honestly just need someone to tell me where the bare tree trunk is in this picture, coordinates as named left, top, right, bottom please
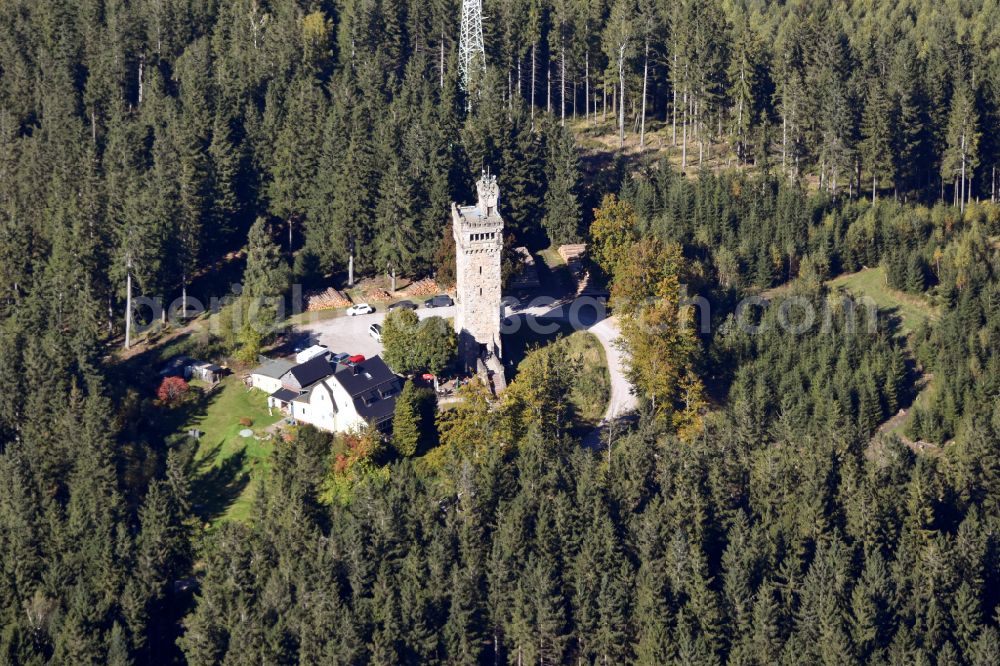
left=698, top=102, right=704, bottom=167
left=960, top=132, right=966, bottom=213
left=618, top=45, right=627, bottom=149
left=736, top=97, right=744, bottom=163
left=531, top=43, right=536, bottom=124
left=137, top=54, right=144, bottom=106
left=585, top=51, right=590, bottom=123
left=508, top=69, right=512, bottom=114
left=440, top=38, right=445, bottom=89
left=547, top=64, right=551, bottom=114
left=124, top=265, right=133, bottom=349
left=872, top=174, right=876, bottom=203
left=781, top=112, right=787, bottom=175
left=681, top=89, right=688, bottom=169
left=671, top=53, right=678, bottom=146
left=639, top=39, right=649, bottom=149
left=560, top=41, right=566, bottom=125
left=348, top=251, right=354, bottom=287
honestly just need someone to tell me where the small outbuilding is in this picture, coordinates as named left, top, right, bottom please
left=189, top=361, right=223, bottom=385
left=160, top=356, right=223, bottom=385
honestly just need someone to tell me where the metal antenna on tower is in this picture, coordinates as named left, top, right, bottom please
left=459, top=0, right=486, bottom=96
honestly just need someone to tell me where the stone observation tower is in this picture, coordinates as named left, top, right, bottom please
left=452, top=171, right=504, bottom=371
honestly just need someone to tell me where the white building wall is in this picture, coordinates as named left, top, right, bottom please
left=278, top=378, right=366, bottom=434
left=251, top=374, right=283, bottom=395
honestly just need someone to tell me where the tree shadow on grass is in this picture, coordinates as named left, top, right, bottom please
left=188, top=442, right=250, bottom=524
left=501, top=317, right=577, bottom=381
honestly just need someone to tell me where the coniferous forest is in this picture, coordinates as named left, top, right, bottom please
left=1, top=0, right=1000, bottom=664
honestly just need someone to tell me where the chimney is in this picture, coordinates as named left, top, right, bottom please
left=353, top=363, right=361, bottom=376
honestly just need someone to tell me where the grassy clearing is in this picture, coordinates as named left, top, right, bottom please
left=538, top=246, right=567, bottom=267
left=827, top=266, right=937, bottom=337
left=182, top=376, right=282, bottom=525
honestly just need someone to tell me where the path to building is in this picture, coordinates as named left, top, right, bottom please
left=585, top=315, right=636, bottom=421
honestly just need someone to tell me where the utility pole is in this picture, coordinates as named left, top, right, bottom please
left=459, top=0, right=486, bottom=106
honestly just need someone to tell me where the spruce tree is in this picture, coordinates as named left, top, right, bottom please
left=541, top=121, right=583, bottom=245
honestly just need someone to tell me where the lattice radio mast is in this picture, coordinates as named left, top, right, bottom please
left=459, top=0, right=486, bottom=95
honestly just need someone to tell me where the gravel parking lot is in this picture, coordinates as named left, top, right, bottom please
left=294, top=305, right=456, bottom=360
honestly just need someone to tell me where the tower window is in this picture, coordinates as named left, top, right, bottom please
left=479, top=266, right=482, bottom=274
left=480, top=287, right=482, bottom=296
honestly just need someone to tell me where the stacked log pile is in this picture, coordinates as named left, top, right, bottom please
left=306, top=287, right=351, bottom=311
left=557, top=244, right=589, bottom=293
left=557, top=243, right=586, bottom=264
left=405, top=278, right=445, bottom=296
left=363, top=287, right=393, bottom=302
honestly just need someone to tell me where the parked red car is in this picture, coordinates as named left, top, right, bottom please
left=348, top=354, right=366, bottom=364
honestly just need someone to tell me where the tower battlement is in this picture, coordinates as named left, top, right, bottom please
left=452, top=171, right=504, bottom=370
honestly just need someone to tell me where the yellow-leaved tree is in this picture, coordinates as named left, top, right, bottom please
left=589, top=194, right=637, bottom=278
left=611, top=234, right=706, bottom=439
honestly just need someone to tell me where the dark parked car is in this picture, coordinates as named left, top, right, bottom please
left=425, top=294, right=454, bottom=308
left=388, top=300, right=418, bottom=311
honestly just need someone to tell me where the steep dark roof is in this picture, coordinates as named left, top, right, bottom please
left=334, top=356, right=396, bottom=395
left=270, top=388, right=299, bottom=402
left=285, top=355, right=334, bottom=389
left=332, top=356, right=401, bottom=424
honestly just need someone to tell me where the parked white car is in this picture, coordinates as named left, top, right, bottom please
left=368, top=323, right=383, bottom=342
left=346, top=303, right=374, bottom=316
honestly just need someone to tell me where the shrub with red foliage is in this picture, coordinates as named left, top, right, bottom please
left=157, top=376, right=190, bottom=405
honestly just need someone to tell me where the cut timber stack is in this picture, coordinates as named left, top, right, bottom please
left=558, top=244, right=588, bottom=293
left=405, top=278, right=443, bottom=297
left=306, top=287, right=351, bottom=311
left=364, top=287, right=392, bottom=302
left=557, top=244, right=587, bottom=264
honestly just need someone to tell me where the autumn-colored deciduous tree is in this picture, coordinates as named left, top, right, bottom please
left=589, top=194, right=638, bottom=278
left=612, top=237, right=705, bottom=431
left=321, top=425, right=389, bottom=505
left=157, top=376, right=190, bottom=405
